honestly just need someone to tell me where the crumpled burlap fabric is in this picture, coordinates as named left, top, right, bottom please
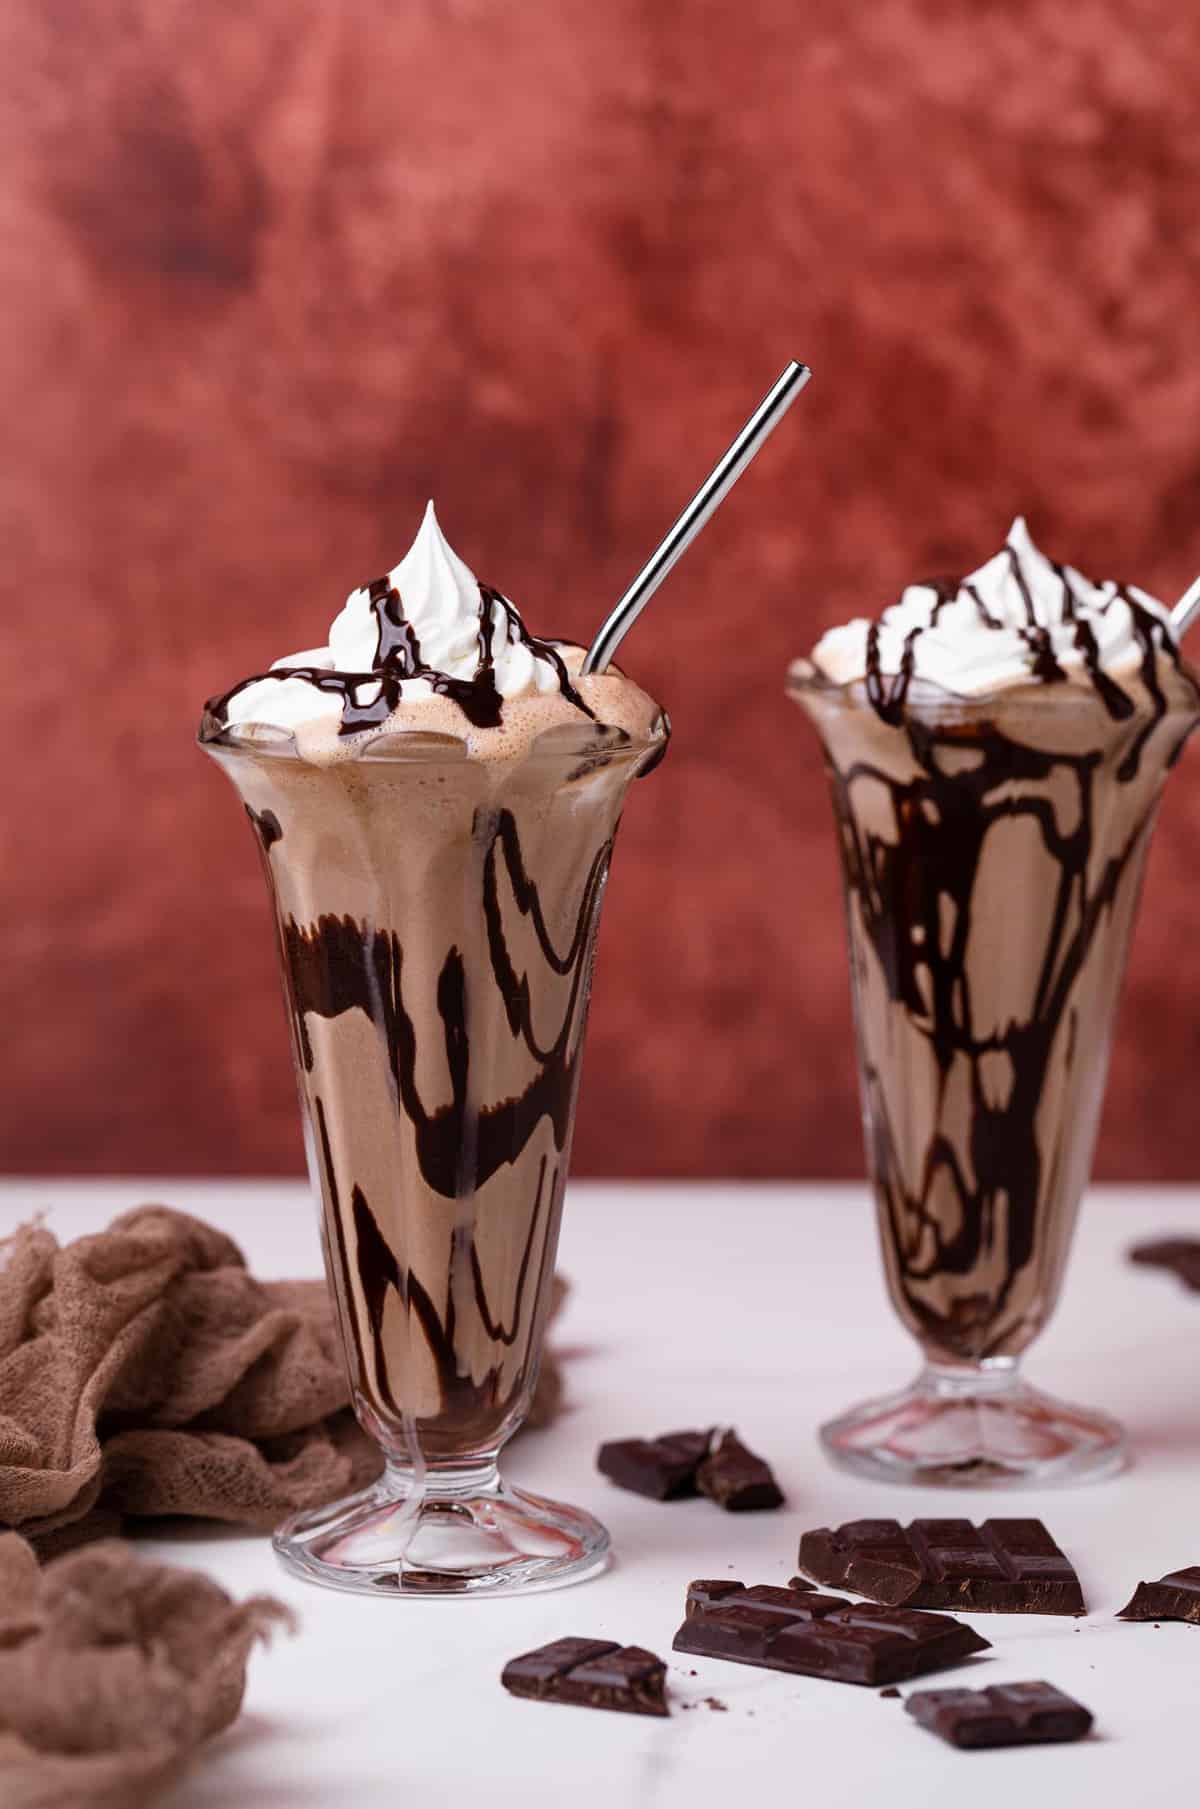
left=0, top=1530, right=291, bottom=1809
left=0, top=1204, right=565, bottom=1550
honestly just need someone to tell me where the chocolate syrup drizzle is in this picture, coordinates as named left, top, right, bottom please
left=280, top=811, right=612, bottom=1445
left=824, top=695, right=1196, bottom=1361
left=207, top=578, right=592, bottom=736
left=808, top=537, right=1200, bottom=1360
left=860, top=540, right=1185, bottom=751
left=244, top=805, right=282, bottom=850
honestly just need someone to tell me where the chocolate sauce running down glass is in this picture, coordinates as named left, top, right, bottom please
left=791, top=655, right=1199, bottom=1485
left=202, top=712, right=666, bottom=1592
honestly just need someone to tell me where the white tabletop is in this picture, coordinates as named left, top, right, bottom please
left=5, top=1178, right=1200, bottom=1808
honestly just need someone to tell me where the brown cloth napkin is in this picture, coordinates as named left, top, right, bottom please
left=0, top=1530, right=290, bottom=1809
left=0, top=1205, right=566, bottom=1550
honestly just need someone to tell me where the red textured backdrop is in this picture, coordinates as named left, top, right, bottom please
left=3, top=0, right=1200, bottom=1178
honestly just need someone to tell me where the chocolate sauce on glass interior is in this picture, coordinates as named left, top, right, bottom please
left=206, top=718, right=664, bottom=1469
left=200, top=500, right=667, bottom=1591
left=791, top=546, right=1198, bottom=1482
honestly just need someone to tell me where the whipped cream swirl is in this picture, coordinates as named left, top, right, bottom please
left=214, top=503, right=587, bottom=738
left=809, top=518, right=1180, bottom=717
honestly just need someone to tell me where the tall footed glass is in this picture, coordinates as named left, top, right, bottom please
left=790, top=662, right=1198, bottom=1486
left=202, top=711, right=666, bottom=1593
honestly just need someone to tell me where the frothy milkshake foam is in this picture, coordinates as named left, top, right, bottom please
left=202, top=507, right=666, bottom=1465
left=210, top=501, right=659, bottom=761
left=792, top=521, right=1198, bottom=1365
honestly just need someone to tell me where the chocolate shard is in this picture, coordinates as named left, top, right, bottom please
left=596, top=1429, right=712, bottom=1500
left=672, top=1579, right=990, bottom=1687
left=1117, top=1566, right=1200, bottom=1623
left=905, top=1682, right=1093, bottom=1749
left=1129, top=1238, right=1200, bottom=1292
left=501, top=1638, right=669, bottom=1717
left=797, top=1517, right=1085, bottom=1614
left=695, top=1430, right=784, bottom=1512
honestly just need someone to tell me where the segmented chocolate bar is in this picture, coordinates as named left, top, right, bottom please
left=798, top=1518, right=1085, bottom=1613
left=672, top=1579, right=990, bottom=1686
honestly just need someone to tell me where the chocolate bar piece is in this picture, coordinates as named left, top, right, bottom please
left=501, top=1638, right=669, bottom=1716
left=905, top=1682, right=1093, bottom=1749
left=672, top=1579, right=990, bottom=1686
left=596, top=1430, right=712, bottom=1500
left=797, top=1518, right=1085, bottom=1614
left=1129, top=1238, right=1200, bottom=1292
left=1117, top=1566, right=1200, bottom=1623
left=696, top=1431, right=784, bottom=1511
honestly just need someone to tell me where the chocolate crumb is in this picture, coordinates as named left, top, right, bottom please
left=880, top=1687, right=901, bottom=1699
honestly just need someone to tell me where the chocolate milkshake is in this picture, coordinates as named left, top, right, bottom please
left=791, top=519, right=1199, bottom=1485
left=201, top=504, right=666, bottom=1592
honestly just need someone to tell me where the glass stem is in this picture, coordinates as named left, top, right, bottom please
left=920, top=1356, right=1021, bottom=1400
left=919, top=1360, right=1020, bottom=1396
left=383, top=1453, right=502, bottom=1501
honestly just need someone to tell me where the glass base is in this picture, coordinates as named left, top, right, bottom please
left=272, top=1462, right=611, bottom=1598
left=821, top=1364, right=1126, bottom=1488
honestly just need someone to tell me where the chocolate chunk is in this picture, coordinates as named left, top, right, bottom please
left=905, top=1682, right=1093, bottom=1749
left=1129, top=1238, right=1200, bottom=1291
left=798, top=1518, right=1085, bottom=1614
left=502, top=1638, right=669, bottom=1716
left=596, top=1430, right=712, bottom=1500
left=672, top=1579, right=990, bottom=1686
left=696, top=1431, right=784, bottom=1511
left=1117, top=1566, right=1200, bottom=1623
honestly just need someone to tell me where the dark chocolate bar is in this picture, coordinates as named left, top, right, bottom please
left=671, top=1579, right=990, bottom=1686
left=905, top=1682, right=1093, bottom=1748
left=1117, top=1565, right=1200, bottom=1623
left=501, top=1637, right=669, bottom=1716
left=595, top=1429, right=712, bottom=1500
left=798, top=1518, right=1085, bottom=1614
left=1129, top=1238, right=1200, bottom=1292
left=696, top=1431, right=784, bottom=1511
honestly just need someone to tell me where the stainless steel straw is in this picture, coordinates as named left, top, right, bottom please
left=581, top=360, right=812, bottom=674
left=1171, top=574, right=1200, bottom=641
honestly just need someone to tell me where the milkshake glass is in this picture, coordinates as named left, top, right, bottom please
left=790, top=520, right=1199, bottom=1486
left=200, top=506, right=667, bottom=1591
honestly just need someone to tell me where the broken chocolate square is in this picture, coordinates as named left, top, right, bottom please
left=595, top=1430, right=712, bottom=1500
left=696, top=1430, right=784, bottom=1511
left=905, top=1681, right=1093, bottom=1748
left=1129, top=1238, right=1200, bottom=1291
left=597, top=1427, right=782, bottom=1509
left=1117, top=1566, right=1200, bottom=1624
left=502, top=1637, right=669, bottom=1716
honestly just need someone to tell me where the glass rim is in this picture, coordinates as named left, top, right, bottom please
left=197, top=710, right=670, bottom=768
left=786, top=656, right=1200, bottom=722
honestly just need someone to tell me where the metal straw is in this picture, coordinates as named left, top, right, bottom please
left=1171, top=574, right=1200, bottom=641
left=581, top=360, right=812, bottom=674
